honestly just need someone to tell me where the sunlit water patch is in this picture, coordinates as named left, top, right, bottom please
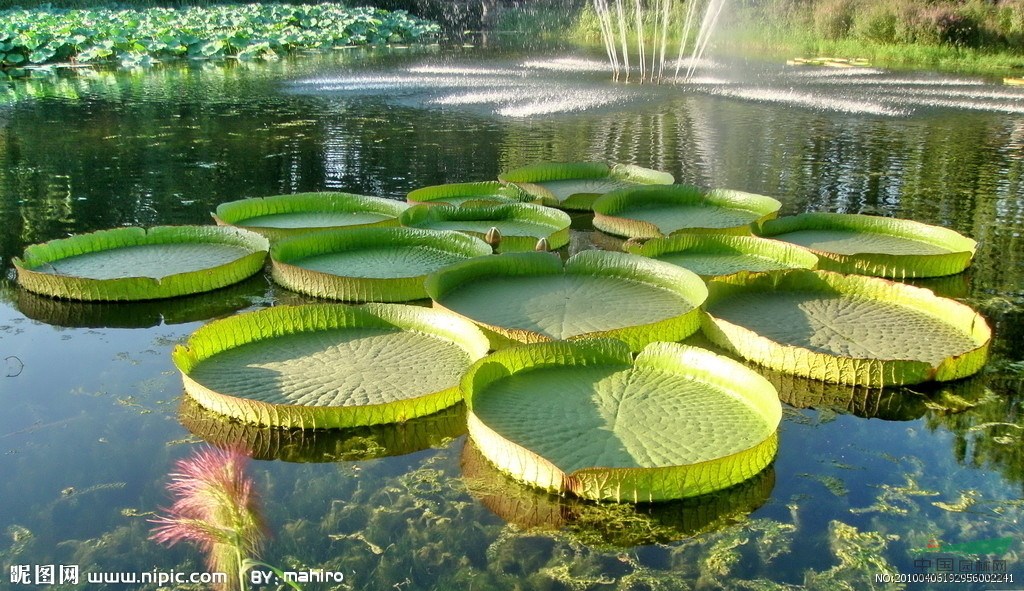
left=288, top=54, right=1024, bottom=118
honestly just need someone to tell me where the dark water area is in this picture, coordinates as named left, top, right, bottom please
left=1, top=45, right=1023, bottom=590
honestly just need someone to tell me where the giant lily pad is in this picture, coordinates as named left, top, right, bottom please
left=461, top=439, right=775, bottom=546
left=213, top=192, right=408, bottom=241
left=13, top=226, right=268, bottom=301
left=400, top=203, right=571, bottom=252
left=172, top=303, right=490, bottom=428
left=425, top=250, right=707, bottom=350
left=701, top=270, right=991, bottom=386
left=625, top=234, right=818, bottom=279
left=406, top=181, right=534, bottom=206
left=270, top=227, right=491, bottom=302
left=593, top=185, right=782, bottom=238
left=757, top=213, right=976, bottom=278
left=463, top=339, right=781, bottom=502
left=498, top=161, right=674, bottom=211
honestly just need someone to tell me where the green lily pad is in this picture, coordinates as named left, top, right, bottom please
left=625, top=234, right=819, bottom=278
left=399, top=203, right=571, bottom=252
left=701, top=270, right=991, bottom=386
left=757, top=213, right=976, bottom=278
left=498, top=161, right=674, bottom=210
left=14, top=226, right=268, bottom=301
left=593, top=185, right=782, bottom=238
left=213, top=192, right=408, bottom=241
left=172, top=303, right=490, bottom=428
left=425, top=250, right=707, bottom=350
left=406, top=181, right=534, bottom=206
left=461, top=439, right=775, bottom=545
left=179, top=395, right=466, bottom=462
left=270, top=227, right=491, bottom=302
left=463, top=339, right=781, bottom=502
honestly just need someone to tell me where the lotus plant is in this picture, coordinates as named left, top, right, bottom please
left=151, top=446, right=267, bottom=591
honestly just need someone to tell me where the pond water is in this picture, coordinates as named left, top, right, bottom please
left=1, top=44, right=1023, bottom=590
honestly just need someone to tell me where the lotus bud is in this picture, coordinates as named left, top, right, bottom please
left=534, top=237, right=550, bottom=252
left=485, top=227, right=501, bottom=252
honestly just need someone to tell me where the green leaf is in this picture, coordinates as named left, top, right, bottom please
left=624, top=233, right=819, bottom=278
left=463, top=339, right=781, bottom=501
left=701, top=269, right=992, bottom=386
left=426, top=250, right=707, bottom=350
left=214, top=192, right=409, bottom=241
left=757, top=213, right=977, bottom=278
left=406, top=181, right=535, bottom=206
left=593, top=185, right=782, bottom=238
left=173, top=303, right=489, bottom=428
left=14, top=226, right=269, bottom=301
left=270, top=227, right=491, bottom=302
left=399, top=203, right=571, bottom=252
left=499, top=161, right=674, bottom=210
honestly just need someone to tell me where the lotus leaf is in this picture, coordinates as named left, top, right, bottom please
left=701, top=270, right=991, bottom=386
left=593, top=185, right=782, bottom=238
left=213, top=192, right=408, bottom=240
left=270, top=227, right=491, bottom=302
left=498, top=161, right=674, bottom=210
left=14, top=225, right=268, bottom=301
left=757, top=213, right=976, bottom=278
left=625, top=234, right=819, bottom=278
left=406, top=181, right=534, bottom=206
left=399, top=203, right=570, bottom=252
left=425, top=250, right=707, bottom=350
left=172, top=303, right=490, bottom=428
left=462, top=339, right=781, bottom=502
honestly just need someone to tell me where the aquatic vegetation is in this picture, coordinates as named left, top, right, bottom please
left=150, top=446, right=266, bottom=591
left=213, top=192, right=408, bottom=241
left=400, top=202, right=571, bottom=253
left=702, top=270, right=991, bottom=386
left=758, top=213, right=977, bottom=278
left=801, top=522, right=903, bottom=590
left=593, top=184, right=782, bottom=238
left=0, top=5, right=439, bottom=68
left=426, top=250, right=708, bottom=350
left=499, top=161, right=674, bottom=210
left=270, top=227, right=491, bottom=302
left=406, top=181, right=534, bottom=206
left=462, top=339, right=781, bottom=501
left=13, top=226, right=268, bottom=301
left=624, top=233, right=819, bottom=279
left=173, top=303, right=489, bottom=428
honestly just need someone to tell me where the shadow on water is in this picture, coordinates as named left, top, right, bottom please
left=460, top=439, right=776, bottom=548
left=179, top=396, right=468, bottom=462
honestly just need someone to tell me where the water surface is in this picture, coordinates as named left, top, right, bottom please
left=1, top=46, right=1023, bottom=590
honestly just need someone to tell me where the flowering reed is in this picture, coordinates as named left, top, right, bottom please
left=151, top=446, right=266, bottom=591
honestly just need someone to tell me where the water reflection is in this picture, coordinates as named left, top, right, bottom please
left=179, top=397, right=467, bottom=462
left=461, top=440, right=775, bottom=547
left=15, top=275, right=270, bottom=328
